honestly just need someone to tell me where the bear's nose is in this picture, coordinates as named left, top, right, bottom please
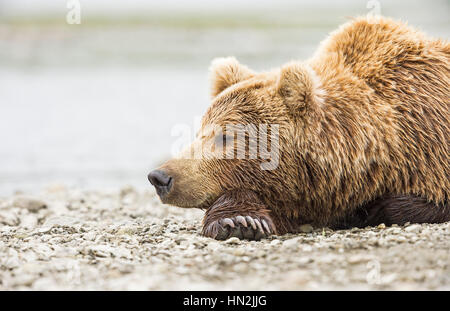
left=148, top=169, right=173, bottom=198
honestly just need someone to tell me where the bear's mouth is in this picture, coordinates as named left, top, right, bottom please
left=192, top=193, right=221, bottom=210
left=191, top=188, right=262, bottom=211
left=164, top=190, right=221, bottom=210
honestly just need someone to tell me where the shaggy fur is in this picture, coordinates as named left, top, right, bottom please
left=201, top=190, right=276, bottom=240
left=152, top=16, right=450, bottom=239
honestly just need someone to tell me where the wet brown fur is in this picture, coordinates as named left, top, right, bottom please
left=201, top=190, right=277, bottom=238
left=156, top=16, right=450, bottom=235
left=334, top=195, right=449, bottom=229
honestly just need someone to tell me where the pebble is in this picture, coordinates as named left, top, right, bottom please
left=21, top=214, right=38, bottom=229
left=233, top=248, right=246, bottom=256
left=0, top=188, right=448, bottom=291
left=42, top=216, right=80, bottom=228
left=225, top=237, right=240, bottom=245
left=112, top=247, right=132, bottom=259
left=0, top=212, right=20, bottom=226
left=405, top=224, right=421, bottom=233
left=270, top=239, right=281, bottom=246
left=12, top=197, right=47, bottom=212
left=83, top=231, right=97, bottom=241
left=282, top=237, right=300, bottom=248
left=347, top=254, right=372, bottom=264
left=87, top=245, right=113, bottom=258
left=206, top=241, right=221, bottom=251
left=301, top=245, right=313, bottom=252
left=299, top=224, right=314, bottom=233
left=386, top=227, right=402, bottom=234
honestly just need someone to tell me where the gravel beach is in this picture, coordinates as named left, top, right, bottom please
left=0, top=185, right=448, bottom=290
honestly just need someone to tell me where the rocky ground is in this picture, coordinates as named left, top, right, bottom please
left=0, top=185, right=448, bottom=290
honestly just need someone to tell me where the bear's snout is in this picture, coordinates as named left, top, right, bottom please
left=148, top=169, right=173, bottom=198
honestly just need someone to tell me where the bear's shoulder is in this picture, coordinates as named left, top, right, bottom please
left=319, top=16, right=428, bottom=55
left=311, top=16, right=449, bottom=83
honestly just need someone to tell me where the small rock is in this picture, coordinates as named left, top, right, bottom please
left=11, top=274, right=36, bottom=287
left=301, top=245, right=313, bottom=252
left=381, top=273, right=397, bottom=284
left=44, top=184, right=67, bottom=194
left=225, top=237, right=240, bottom=245
left=37, top=226, right=53, bottom=234
left=367, top=231, right=377, bottom=238
left=270, top=239, right=281, bottom=246
left=120, top=186, right=136, bottom=198
left=348, top=254, right=372, bottom=264
left=12, top=197, right=47, bottom=212
left=377, top=223, right=386, bottom=229
left=299, top=224, right=314, bottom=233
left=233, top=263, right=247, bottom=273
left=302, top=256, right=314, bottom=264
left=112, top=247, right=132, bottom=259
left=405, top=224, right=421, bottom=233
left=21, top=214, right=38, bottom=229
left=116, top=226, right=137, bottom=235
left=206, top=242, right=221, bottom=251
left=0, top=212, right=20, bottom=226
left=318, top=254, right=337, bottom=264
left=386, top=227, right=401, bottom=234
left=283, top=237, right=300, bottom=248
left=42, top=216, right=80, bottom=229
left=233, top=248, right=246, bottom=256
left=395, top=236, right=407, bottom=243
left=88, top=245, right=113, bottom=258
left=83, top=231, right=97, bottom=241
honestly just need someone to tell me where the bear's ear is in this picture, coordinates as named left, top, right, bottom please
left=209, top=57, right=255, bottom=98
left=276, top=62, right=322, bottom=116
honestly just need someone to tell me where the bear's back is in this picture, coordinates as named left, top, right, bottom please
left=312, top=16, right=449, bottom=203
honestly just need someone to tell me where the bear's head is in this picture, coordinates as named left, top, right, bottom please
left=148, top=57, right=325, bottom=210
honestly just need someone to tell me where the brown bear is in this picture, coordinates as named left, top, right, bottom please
left=148, top=16, right=449, bottom=240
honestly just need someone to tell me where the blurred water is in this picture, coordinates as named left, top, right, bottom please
left=0, top=68, right=210, bottom=194
left=0, top=1, right=448, bottom=195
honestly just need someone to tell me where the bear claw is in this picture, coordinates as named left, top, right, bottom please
left=203, top=215, right=275, bottom=241
left=235, top=215, right=247, bottom=227
left=221, top=218, right=235, bottom=228
left=261, top=219, right=270, bottom=233
left=245, top=216, right=256, bottom=230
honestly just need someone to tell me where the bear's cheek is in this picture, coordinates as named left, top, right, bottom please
left=158, top=159, right=221, bottom=208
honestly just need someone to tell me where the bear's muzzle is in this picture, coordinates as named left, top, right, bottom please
left=148, top=169, right=173, bottom=199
